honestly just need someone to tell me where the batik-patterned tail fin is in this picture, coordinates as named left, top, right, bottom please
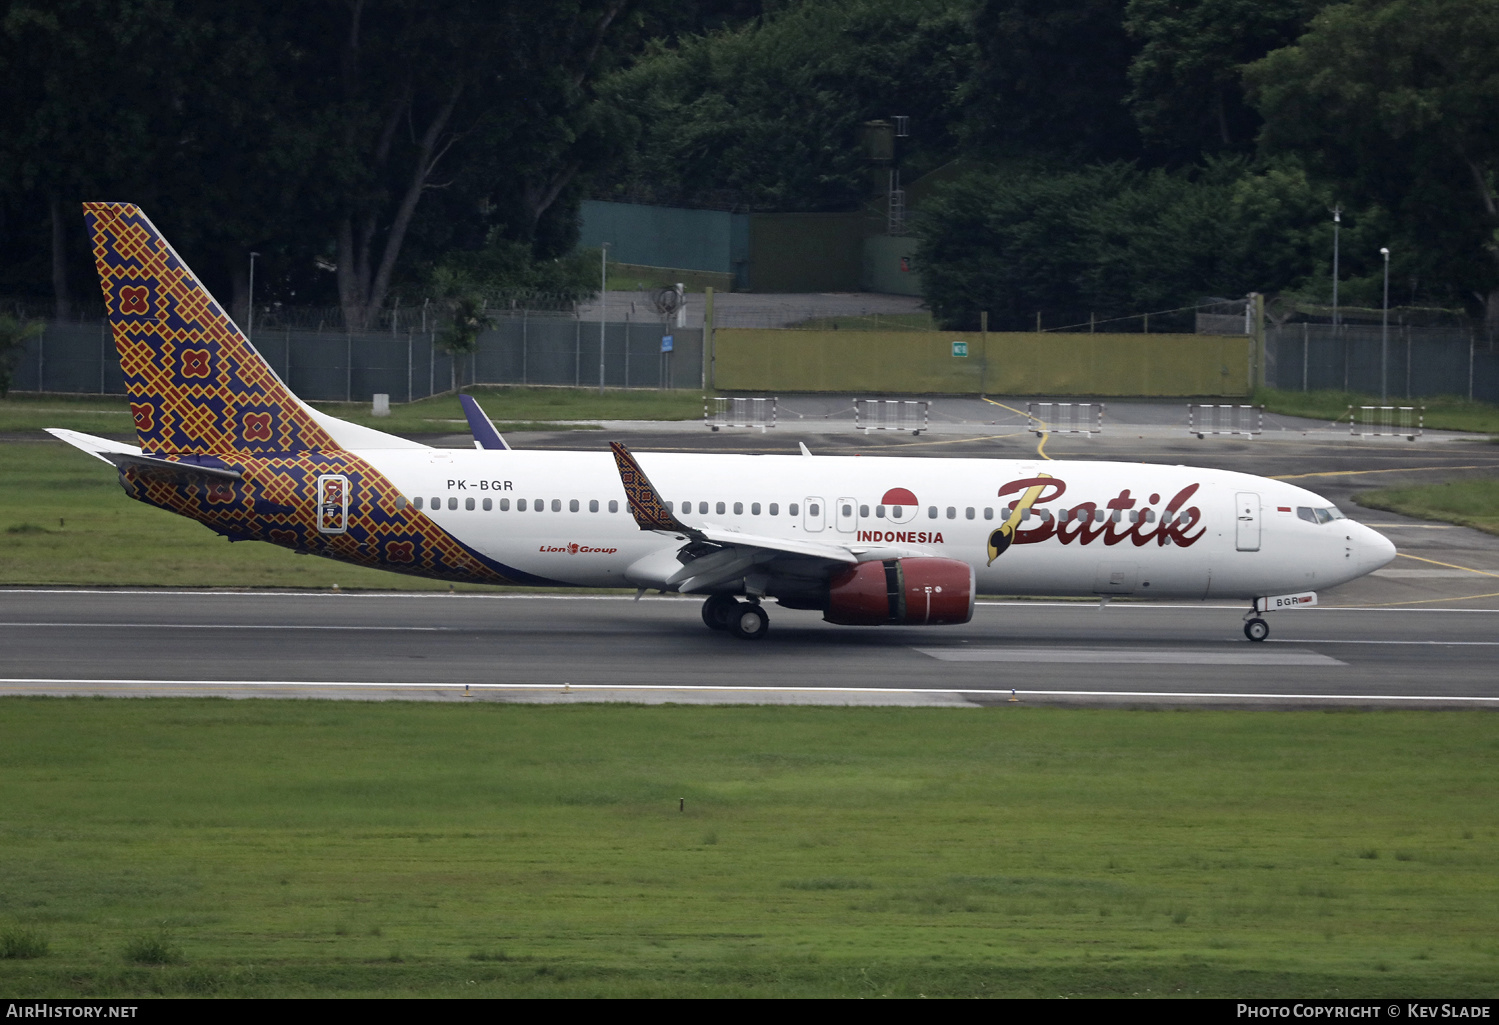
left=84, top=202, right=341, bottom=456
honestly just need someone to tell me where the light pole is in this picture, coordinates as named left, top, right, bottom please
left=599, top=243, right=609, bottom=395
left=248, top=251, right=261, bottom=345
left=1330, top=206, right=1342, bottom=327
left=1380, top=246, right=1390, bottom=401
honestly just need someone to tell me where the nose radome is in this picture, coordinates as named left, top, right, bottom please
left=1359, top=524, right=1397, bottom=573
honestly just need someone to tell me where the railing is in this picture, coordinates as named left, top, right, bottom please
left=1350, top=405, right=1423, bottom=440
left=1188, top=403, right=1263, bottom=438
left=706, top=395, right=777, bottom=431
left=854, top=398, right=929, bottom=435
left=1027, top=401, right=1104, bottom=436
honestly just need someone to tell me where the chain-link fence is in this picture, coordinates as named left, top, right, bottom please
left=5, top=312, right=703, bottom=402
left=1265, top=322, right=1496, bottom=403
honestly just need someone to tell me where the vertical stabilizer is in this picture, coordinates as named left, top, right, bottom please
left=84, top=202, right=340, bottom=456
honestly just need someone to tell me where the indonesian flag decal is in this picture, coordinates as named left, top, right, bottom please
left=882, top=488, right=919, bottom=521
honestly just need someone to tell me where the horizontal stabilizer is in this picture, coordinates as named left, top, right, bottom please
left=46, top=428, right=241, bottom=482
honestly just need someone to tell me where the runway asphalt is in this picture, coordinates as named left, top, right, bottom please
left=3, top=589, right=1498, bottom=708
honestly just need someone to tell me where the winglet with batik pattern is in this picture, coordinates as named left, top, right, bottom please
left=609, top=441, right=696, bottom=535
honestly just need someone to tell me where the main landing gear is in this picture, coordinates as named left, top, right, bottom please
left=702, top=594, right=770, bottom=641
left=1243, top=602, right=1270, bottom=642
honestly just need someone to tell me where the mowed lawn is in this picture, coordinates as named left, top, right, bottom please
left=0, top=700, right=1495, bottom=997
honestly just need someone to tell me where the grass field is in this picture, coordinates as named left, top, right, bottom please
left=0, top=387, right=706, bottom=438
left=0, top=441, right=510, bottom=590
left=0, top=700, right=1494, bottom=998
left=1355, top=479, right=1499, bottom=536
left=1255, top=388, right=1499, bottom=435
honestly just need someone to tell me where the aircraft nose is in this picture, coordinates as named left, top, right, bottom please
left=1358, top=524, right=1397, bottom=574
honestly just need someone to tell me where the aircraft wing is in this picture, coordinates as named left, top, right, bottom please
left=610, top=441, right=879, bottom=593
left=46, top=428, right=243, bottom=482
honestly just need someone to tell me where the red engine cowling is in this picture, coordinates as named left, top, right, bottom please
left=823, top=557, right=974, bottom=626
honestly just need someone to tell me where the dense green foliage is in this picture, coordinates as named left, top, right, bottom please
left=1, top=0, right=1496, bottom=337
left=601, top=0, right=1498, bottom=332
left=0, top=698, right=1495, bottom=997
left=600, top=0, right=974, bottom=212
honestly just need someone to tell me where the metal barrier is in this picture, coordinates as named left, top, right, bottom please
left=1188, top=403, right=1263, bottom=438
left=1027, top=401, right=1104, bottom=436
left=1350, top=405, right=1423, bottom=440
left=854, top=398, right=930, bottom=435
left=706, top=395, right=777, bottom=431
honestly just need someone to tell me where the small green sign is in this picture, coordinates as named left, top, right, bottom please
left=951, top=340, right=968, bottom=358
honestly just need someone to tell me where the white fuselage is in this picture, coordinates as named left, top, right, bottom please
left=370, top=449, right=1396, bottom=599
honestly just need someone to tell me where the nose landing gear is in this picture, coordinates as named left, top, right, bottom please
left=1243, top=599, right=1270, bottom=642
left=702, top=594, right=770, bottom=640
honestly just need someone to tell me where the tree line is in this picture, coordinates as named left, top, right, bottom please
left=2, top=0, right=1496, bottom=336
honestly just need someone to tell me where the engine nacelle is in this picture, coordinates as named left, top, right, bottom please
left=823, top=557, right=974, bottom=626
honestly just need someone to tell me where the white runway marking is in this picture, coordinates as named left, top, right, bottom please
left=1373, top=569, right=1480, bottom=578
left=914, top=647, right=1345, bottom=666
left=0, top=679, right=1496, bottom=705
left=0, top=622, right=452, bottom=632
left=1267, top=638, right=1499, bottom=646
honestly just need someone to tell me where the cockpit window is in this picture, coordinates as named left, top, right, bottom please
left=1299, top=506, right=1345, bottom=524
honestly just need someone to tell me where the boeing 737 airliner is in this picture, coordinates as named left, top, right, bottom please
left=48, top=203, right=1396, bottom=640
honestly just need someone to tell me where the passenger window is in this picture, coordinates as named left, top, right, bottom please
left=809, top=503, right=820, bottom=516
left=965, top=507, right=975, bottom=520
left=666, top=501, right=674, bottom=512
left=875, top=505, right=886, bottom=518
left=1110, top=509, right=1121, bottom=522
left=590, top=499, right=599, bottom=512
left=770, top=503, right=779, bottom=515
left=609, top=500, right=619, bottom=513
left=734, top=502, right=743, bottom=515
left=699, top=502, right=709, bottom=514
left=841, top=503, right=853, bottom=517
left=396, top=496, right=407, bottom=510
left=983, top=507, right=993, bottom=520
left=500, top=498, right=510, bottom=511
left=789, top=503, right=799, bottom=516
left=413, top=497, right=423, bottom=510
left=483, top=498, right=492, bottom=511
left=465, top=497, right=475, bottom=511
left=431, top=497, right=440, bottom=509
left=946, top=507, right=956, bottom=519
left=860, top=504, right=869, bottom=517
left=536, top=499, right=545, bottom=513
left=1021, top=509, right=1031, bottom=522
left=752, top=502, right=761, bottom=515
left=1094, top=509, right=1106, bottom=523
left=551, top=499, right=561, bottom=512
left=928, top=506, right=938, bottom=519
left=448, top=497, right=458, bottom=511
left=570, top=499, right=579, bottom=512
left=517, top=499, right=527, bottom=511
left=716, top=502, right=726, bottom=514
left=1142, top=509, right=1154, bottom=522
